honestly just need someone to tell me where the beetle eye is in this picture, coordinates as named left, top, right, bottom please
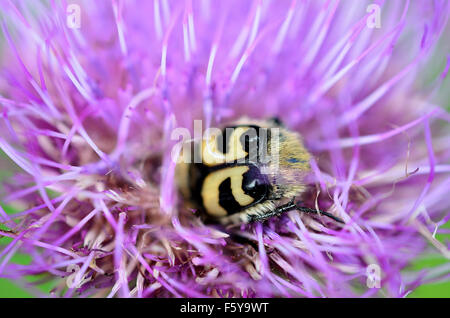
left=242, top=165, right=269, bottom=200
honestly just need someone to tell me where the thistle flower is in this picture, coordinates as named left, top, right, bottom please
left=0, top=0, right=449, bottom=298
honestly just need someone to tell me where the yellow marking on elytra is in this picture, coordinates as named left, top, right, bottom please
left=201, top=166, right=254, bottom=217
left=201, top=127, right=248, bottom=166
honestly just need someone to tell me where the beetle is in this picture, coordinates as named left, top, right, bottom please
left=175, top=117, right=344, bottom=225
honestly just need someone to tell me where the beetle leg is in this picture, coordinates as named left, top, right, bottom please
left=248, top=199, right=296, bottom=222
left=248, top=198, right=345, bottom=224
left=294, top=201, right=345, bottom=224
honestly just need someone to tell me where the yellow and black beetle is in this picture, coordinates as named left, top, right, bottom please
left=175, top=117, right=344, bottom=225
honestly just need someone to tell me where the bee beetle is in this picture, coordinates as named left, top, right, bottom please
left=175, top=117, right=344, bottom=226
